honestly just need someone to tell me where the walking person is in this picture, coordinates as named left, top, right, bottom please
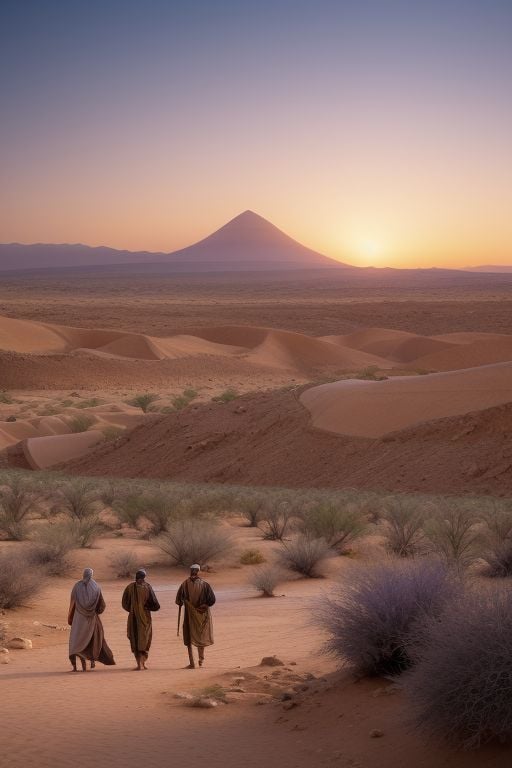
left=68, top=568, right=115, bottom=672
left=176, top=564, right=216, bottom=669
left=122, top=568, right=160, bottom=670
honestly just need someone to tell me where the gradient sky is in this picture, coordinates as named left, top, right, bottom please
left=1, top=0, right=511, bottom=267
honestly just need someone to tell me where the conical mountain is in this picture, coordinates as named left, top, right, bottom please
left=167, top=210, right=345, bottom=269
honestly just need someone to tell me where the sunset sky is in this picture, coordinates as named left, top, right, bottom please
left=1, top=1, right=511, bottom=268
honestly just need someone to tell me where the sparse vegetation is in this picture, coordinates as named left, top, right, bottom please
left=0, top=477, right=40, bottom=540
left=239, top=548, right=266, bottom=565
left=28, top=523, right=76, bottom=575
left=0, top=391, right=14, bottom=404
left=319, top=559, right=459, bottom=676
left=127, top=393, right=159, bottom=412
left=424, top=502, right=480, bottom=568
left=405, top=588, right=512, bottom=749
left=212, top=388, right=238, bottom=403
left=109, top=550, right=139, bottom=578
left=237, top=493, right=266, bottom=527
left=479, top=500, right=512, bottom=577
left=67, top=414, right=95, bottom=433
left=102, top=426, right=124, bottom=441
left=258, top=498, right=295, bottom=541
left=381, top=496, right=426, bottom=557
left=301, top=501, right=367, bottom=553
left=278, top=534, right=331, bottom=578
left=157, top=518, right=234, bottom=566
left=249, top=564, right=284, bottom=596
left=0, top=551, right=44, bottom=609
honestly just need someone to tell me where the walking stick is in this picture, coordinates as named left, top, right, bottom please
left=177, top=603, right=182, bottom=637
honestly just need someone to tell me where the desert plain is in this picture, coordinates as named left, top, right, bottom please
left=1, top=267, right=512, bottom=768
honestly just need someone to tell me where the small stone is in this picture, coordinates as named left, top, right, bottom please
left=0, top=648, right=9, bottom=664
left=260, top=656, right=284, bottom=667
left=370, top=729, right=384, bottom=738
left=7, top=637, right=32, bottom=650
left=283, top=700, right=298, bottom=711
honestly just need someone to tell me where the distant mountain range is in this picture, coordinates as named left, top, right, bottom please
left=463, top=265, right=512, bottom=273
left=0, top=210, right=346, bottom=272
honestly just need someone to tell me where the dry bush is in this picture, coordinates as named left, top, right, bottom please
left=109, top=550, right=139, bottom=578
left=381, top=496, right=426, bottom=557
left=424, top=501, right=480, bottom=568
left=301, top=501, right=367, bottom=553
left=28, top=523, right=77, bottom=575
left=157, top=518, right=234, bottom=566
left=0, top=476, right=41, bottom=540
left=140, top=491, right=178, bottom=534
left=277, top=534, right=331, bottom=578
left=0, top=621, right=6, bottom=645
left=479, top=501, right=512, bottom=577
left=52, top=480, right=100, bottom=521
left=240, top=548, right=266, bottom=565
left=405, top=589, right=512, bottom=749
left=127, top=393, right=159, bottom=412
left=258, top=498, right=295, bottom=541
left=0, top=551, right=44, bottom=609
left=67, top=414, right=95, bottom=433
left=212, top=388, right=238, bottom=403
left=249, top=564, right=284, bottom=597
left=237, top=493, right=266, bottom=527
left=113, top=493, right=145, bottom=528
left=318, top=559, right=459, bottom=676
left=70, top=517, right=105, bottom=548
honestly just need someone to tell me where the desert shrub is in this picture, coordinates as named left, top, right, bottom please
left=127, top=393, right=159, bottom=412
left=140, top=491, right=178, bottom=535
left=98, top=480, right=118, bottom=508
left=258, top=498, right=295, bottom=541
left=249, top=564, right=284, bottom=597
left=318, top=559, right=459, bottom=676
left=479, top=501, right=512, bottom=577
left=301, top=501, right=367, bottom=553
left=278, top=534, right=331, bottom=578
left=171, top=395, right=189, bottom=410
left=237, top=493, right=266, bottom=527
left=102, top=426, right=124, bottom=441
left=28, top=523, right=76, bottom=575
left=0, top=477, right=41, bottom=540
left=0, top=391, right=14, bottom=404
left=157, top=518, right=234, bottom=566
left=381, top=496, right=426, bottom=557
left=67, top=414, right=95, bottom=433
left=113, top=493, right=145, bottom=528
left=405, top=589, right=512, bottom=749
left=0, top=551, right=44, bottom=609
left=74, top=397, right=104, bottom=409
left=424, top=502, right=480, bottom=568
left=109, top=550, right=139, bottom=578
left=70, top=517, right=105, bottom=548
left=52, top=480, right=100, bottom=521
left=0, top=621, right=6, bottom=645
left=240, top=548, right=266, bottom=565
left=183, top=388, right=197, bottom=401
left=355, top=365, right=382, bottom=381
left=212, top=388, right=238, bottom=403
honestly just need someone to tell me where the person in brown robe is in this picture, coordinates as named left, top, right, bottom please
left=68, top=568, right=115, bottom=672
left=121, top=569, right=160, bottom=670
left=176, top=564, right=216, bottom=669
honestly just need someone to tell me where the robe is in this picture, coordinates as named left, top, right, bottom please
left=68, top=579, right=115, bottom=665
left=176, top=577, right=215, bottom=648
left=122, top=581, right=160, bottom=656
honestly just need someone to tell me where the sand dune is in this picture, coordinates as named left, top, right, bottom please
left=19, top=430, right=105, bottom=470
left=300, top=362, right=512, bottom=438
left=340, top=327, right=458, bottom=363
left=0, top=316, right=68, bottom=354
left=410, top=337, right=512, bottom=371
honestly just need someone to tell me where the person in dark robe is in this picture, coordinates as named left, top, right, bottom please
left=176, top=564, right=216, bottom=669
left=68, top=568, right=115, bottom=672
left=121, top=568, right=160, bottom=670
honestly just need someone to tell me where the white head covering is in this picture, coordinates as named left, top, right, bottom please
left=82, top=567, right=94, bottom=583
left=190, top=564, right=200, bottom=571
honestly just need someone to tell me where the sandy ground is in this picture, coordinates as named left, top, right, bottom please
left=2, top=532, right=511, bottom=768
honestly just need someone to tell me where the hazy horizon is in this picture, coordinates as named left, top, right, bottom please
left=1, top=1, right=511, bottom=268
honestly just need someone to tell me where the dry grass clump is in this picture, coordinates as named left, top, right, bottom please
left=0, top=620, right=6, bottom=645
left=258, top=497, right=296, bottom=541
left=277, top=534, right=331, bottom=578
left=113, top=489, right=177, bottom=534
left=381, top=496, right=426, bottom=557
left=479, top=501, right=512, bottom=577
left=212, top=388, right=238, bottom=403
left=249, top=564, right=284, bottom=597
left=301, top=501, right=367, bottom=554
left=28, top=523, right=77, bottom=575
left=51, top=481, right=104, bottom=547
left=423, top=501, right=480, bottom=568
left=319, top=559, right=459, bottom=676
left=127, top=393, right=159, bottom=412
left=405, top=589, right=512, bottom=749
left=239, top=548, right=266, bottom=565
left=109, top=550, right=139, bottom=578
left=157, top=518, right=234, bottom=566
left=67, top=414, right=95, bottom=433
left=0, top=476, right=41, bottom=540
left=237, top=493, right=266, bottom=527
left=0, top=551, right=44, bottom=609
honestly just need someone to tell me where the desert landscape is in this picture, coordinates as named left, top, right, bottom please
left=3, top=2, right=512, bottom=766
